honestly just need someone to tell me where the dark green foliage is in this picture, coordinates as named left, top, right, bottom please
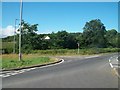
left=118, top=33, right=120, bottom=48
left=50, top=31, right=77, bottom=49
left=2, top=19, right=119, bottom=54
left=2, top=42, right=14, bottom=53
left=83, top=19, right=107, bottom=48
left=105, top=29, right=118, bottom=47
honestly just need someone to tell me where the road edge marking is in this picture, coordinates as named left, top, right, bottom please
left=109, top=56, right=120, bottom=78
left=109, top=63, right=113, bottom=68
left=109, top=58, right=113, bottom=68
left=38, top=59, right=64, bottom=69
left=1, top=59, right=64, bottom=78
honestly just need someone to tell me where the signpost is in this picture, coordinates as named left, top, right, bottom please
left=77, top=42, right=79, bottom=54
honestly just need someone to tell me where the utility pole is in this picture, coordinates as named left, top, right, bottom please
left=13, top=19, right=18, bottom=54
left=19, top=0, right=23, bottom=61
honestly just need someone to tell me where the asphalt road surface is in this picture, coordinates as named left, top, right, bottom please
left=2, top=53, right=119, bottom=88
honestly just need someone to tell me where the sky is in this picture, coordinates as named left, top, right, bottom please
left=1, top=2, right=118, bottom=38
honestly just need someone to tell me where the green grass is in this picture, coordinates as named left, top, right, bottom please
left=1, top=48, right=119, bottom=70
left=2, top=54, right=57, bottom=70
left=32, top=48, right=120, bottom=55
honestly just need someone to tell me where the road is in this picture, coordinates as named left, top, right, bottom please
left=2, top=53, right=119, bottom=88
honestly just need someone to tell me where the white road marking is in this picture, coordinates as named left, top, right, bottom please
left=109, top=56, right=118, bottom=68
left=38, top=59, right=64, bottom=69
left=11, top=73, right=18, bottom=75
left=85, top=55, right=100, bottom=59
left=1, top=59, right=64, bottom=78
left=110, top=63, right=113, bottom=68
left=116, top=57, right=118, bottom=62
left=3, top=75, right=10, bottom=77
left=109, top=55, right=120, bottom=77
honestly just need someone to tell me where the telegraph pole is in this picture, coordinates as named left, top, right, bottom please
left=19, top=0, right=23, bottom=61
left=13, top=19, right=18, bottom=54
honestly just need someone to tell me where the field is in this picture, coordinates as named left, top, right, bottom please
left=31, top=48, right=120, bottom=55
left=2, top=54, right=57, bottom=70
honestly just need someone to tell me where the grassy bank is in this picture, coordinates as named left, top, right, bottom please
left=1, top=48, right=119, bottom=70
left=31, top=48, right=120, bottom=55
left=2, top=54, right=57, bottom=70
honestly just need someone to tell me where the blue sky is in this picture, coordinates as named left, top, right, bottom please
left=2, top=2, right=118, bottom=36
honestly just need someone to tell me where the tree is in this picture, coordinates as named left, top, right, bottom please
left=83, top=19, right=107, bottom=48
left=118, top=33, right=120, bottom=48
left=105, top=29, right=118, bottom=47
left=2, top=19, right=119, bottom=54
left=75, top=33, right=85, bottom=48
left=19, top=20, right=38, bottom=35
left=17, top=20, right=39, bottom=52
left=48, top=31, right=78, bottom=49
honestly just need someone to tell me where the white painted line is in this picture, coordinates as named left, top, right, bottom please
left=22, top=69, right=31, bottom=71
left=116, top=57, right=118, bottom=62
left=2, top=59, right=64, bottom=78
left=38, top=59, right=64, bottom=69
left=3, top=75, right=10, bottom=78
left=17, top=70, right=25, bottom=73
left=29, top=68, right=36, bottom=70
left=110, top=63, right=113, bottom=68
left=85, top=55, right=100, bottom=59
left=14, top=71, right=20, bottom=73
left=11, top=73, right=18, bottom=75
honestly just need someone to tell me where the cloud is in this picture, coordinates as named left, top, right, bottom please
left=0, top=26, right=53, bottom=38
left=0, top=25, right=16, bottom=38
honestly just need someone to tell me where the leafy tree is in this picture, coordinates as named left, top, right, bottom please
left=17, top=20, right=39, bottom=52
left=105, top=29, right=118, bottom=47
left=2, top=19, right=119, bottom=54
left=18, top=20, right=38, bottom=35
left=75, top=33, right=85, bottom=48
left=50, top=31, right=77, bottom=49
left=83, top=19, right=107, bottom=48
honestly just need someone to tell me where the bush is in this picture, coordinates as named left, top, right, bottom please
left=1, top=42, right=14, bottom=54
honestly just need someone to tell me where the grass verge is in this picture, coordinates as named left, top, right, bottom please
left=2, top=54, right=57, bottom=70
left=32, top=48, right=120, bottom=55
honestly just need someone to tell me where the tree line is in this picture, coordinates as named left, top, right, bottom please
left=2, top=19, right=120, bottom=53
